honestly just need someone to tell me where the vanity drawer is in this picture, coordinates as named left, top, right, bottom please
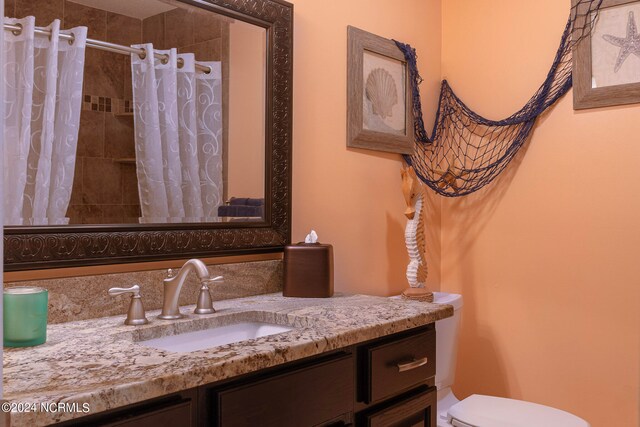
left=359, top=386, right=437, bottom=427
left=361, top=327, right=435, bottom=403
left=57, top=390, right=198, bottom=427
left=101, top=401, right=192, bottom=427
left=213, top=352, right=354, bottom=427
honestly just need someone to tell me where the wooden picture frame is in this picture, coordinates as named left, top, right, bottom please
left=347, top=26, right=414, bottom=154
left=573, top=0, right=640, bottom=109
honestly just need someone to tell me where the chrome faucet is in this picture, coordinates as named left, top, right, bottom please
left=158, top=259, right=224, bottom=320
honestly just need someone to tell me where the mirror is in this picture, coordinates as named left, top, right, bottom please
left=4, top=0, right=266, bottom=226
left=3, top=0, right=292, bottom=270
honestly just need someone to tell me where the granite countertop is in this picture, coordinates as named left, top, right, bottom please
left=3, top=293, right=453, bottom=426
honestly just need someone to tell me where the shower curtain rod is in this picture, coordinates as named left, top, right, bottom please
left=3, top=22, right=213, bottom=74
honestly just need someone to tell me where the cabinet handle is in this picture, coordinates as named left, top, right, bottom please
left=397, top=357, right=428, bottom=372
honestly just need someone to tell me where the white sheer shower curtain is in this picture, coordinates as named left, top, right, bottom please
left=3, top=16, right=86, bottom=225
left=131, top=45, right=223, bottom=223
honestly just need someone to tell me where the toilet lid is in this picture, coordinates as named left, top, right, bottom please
left=448, top=395, right=590, bottom=427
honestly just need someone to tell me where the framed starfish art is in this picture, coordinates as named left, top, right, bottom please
left=573, top=0, right=640, bottom=109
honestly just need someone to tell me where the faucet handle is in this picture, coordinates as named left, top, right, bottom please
left=194, top=277, right=222, bottom=315
left=108, top=285, right=149, bottom=326
left=166, top=268, right=176, bottom=278
left=203, top=275, right=224, bottom=284
left=108, top=284, right=142, bottom=297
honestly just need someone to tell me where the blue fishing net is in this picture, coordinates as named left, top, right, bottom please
left=395, top=0, right=603, bottom=197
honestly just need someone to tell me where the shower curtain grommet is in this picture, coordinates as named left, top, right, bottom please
left=10, top=22, right=22, bottom=36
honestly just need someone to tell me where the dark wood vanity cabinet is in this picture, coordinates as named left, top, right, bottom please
left=58, top=325, right=436, bottom=427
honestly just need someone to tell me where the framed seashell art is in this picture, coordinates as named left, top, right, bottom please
left=573, top=0, right=640, bottom=109
left=347, top=26, right=414, bottom=154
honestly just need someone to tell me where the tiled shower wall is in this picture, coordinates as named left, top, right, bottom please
left=5, top=1, right=230, bottom=223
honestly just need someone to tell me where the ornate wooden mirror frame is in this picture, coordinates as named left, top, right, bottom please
left=4, top=0, right=293, bottom=271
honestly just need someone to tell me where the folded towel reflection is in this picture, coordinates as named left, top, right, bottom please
left=227, top=197, right=264, bottom=207
left=218, top=197, right=264, bottom=218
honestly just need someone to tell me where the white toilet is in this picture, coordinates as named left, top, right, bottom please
left=434, top=292, right=590, bottom=427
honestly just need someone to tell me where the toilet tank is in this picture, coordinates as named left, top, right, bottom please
left=433, top=292, right=463, bottom=390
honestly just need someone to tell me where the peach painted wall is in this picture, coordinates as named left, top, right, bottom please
left=228, top=22, right=266, bottom=199
left=289, top=0, right=442, bottom=296
left=441, top=1, right=640, bottom=426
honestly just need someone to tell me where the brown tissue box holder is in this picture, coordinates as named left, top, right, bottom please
left=283, top=242, right=334, bottom=298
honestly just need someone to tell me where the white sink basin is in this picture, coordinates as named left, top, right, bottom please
left=140, top=321, right=294, bottom=353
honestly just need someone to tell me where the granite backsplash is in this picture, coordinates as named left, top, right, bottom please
left=5, top=260, right=283, bottom=324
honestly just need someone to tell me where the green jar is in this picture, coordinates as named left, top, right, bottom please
left=3, top=287, right=48, bottom=348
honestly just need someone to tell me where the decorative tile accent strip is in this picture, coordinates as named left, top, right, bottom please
left=82, top=94, right=133, bottom=114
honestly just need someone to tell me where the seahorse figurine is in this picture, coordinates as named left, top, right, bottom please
left=400, top=165, right=433, bottom=302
